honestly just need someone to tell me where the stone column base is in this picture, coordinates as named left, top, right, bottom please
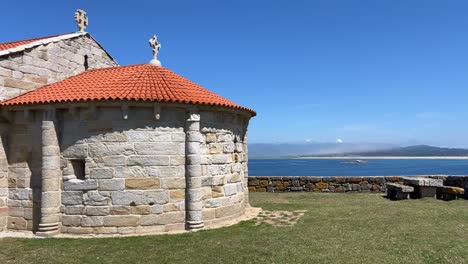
left=36, top=222, right=60, bottom=237
left=186, top=221, right=204, bottom=231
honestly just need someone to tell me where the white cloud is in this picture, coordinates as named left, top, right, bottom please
left=305, top=139, right=312, bottom=143
left=336, top=138, right=343, bottom=144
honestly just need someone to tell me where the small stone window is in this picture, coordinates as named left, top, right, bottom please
left=71, top=159, right=86, bottom=180
left=84, top=55, right=89, bottom=70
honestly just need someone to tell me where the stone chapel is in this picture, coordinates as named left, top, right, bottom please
left=0, top=10, right=255, bottom=237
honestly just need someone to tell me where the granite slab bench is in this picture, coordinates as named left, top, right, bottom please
left=402, top=177, right=443, bottom=198
left=436, top=186, right=465, bottom=201
left=386, top=183, right=414, bottom=200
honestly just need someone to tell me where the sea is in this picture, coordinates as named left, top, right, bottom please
left=248, top=158, right=468, bottom=176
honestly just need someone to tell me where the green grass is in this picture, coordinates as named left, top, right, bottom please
left=1, top=193, right=468, bottom=264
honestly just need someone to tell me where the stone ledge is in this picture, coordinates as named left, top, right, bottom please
left=386, top=183, right=414, bottom=193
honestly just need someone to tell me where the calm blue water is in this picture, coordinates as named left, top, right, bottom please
left=248, top=159, right=468, bottom=176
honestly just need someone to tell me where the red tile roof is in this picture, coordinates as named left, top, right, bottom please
left=0, top=34, right=64, bottom=52
left=0, top=64, right=256, bottom=115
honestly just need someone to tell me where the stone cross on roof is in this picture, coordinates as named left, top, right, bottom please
left=149, top=35, right=162, bottom=66
left=74, top=9, right=88, bottom=33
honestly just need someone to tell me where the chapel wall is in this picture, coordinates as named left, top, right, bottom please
left=0, top=123, right=10, bottom=231
left=59, top=106, right=188, bottom=235
left=199, top=111, right=250, bottom=225
left=6, top=112, right=42, bottom=231
left=0, top=34, right=117, bottom=101
left=1, top=104, right=252, bottom=235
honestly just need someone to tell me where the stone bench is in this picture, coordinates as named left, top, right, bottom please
left=402, top=177, right=443, bottom=198
left=386, top=183, right=414, bottom=200
left=436, top=186, right=465, bottom=201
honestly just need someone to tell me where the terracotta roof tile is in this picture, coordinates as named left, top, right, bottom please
left=0, top=64, right=256, bottom=115
left=0, top=34, right=65, bottom=52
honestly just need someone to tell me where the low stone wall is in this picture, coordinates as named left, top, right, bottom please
left=248, top=176, right=468, bottom=193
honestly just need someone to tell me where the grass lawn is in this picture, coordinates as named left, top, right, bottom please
left=1, top=193, right=468, bottom=264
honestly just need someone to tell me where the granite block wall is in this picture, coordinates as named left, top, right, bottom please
left=6, top=112, right=42, bottom=231
left=0, top=125, right=9, bottom=231
left=0, top=103, right=252, bottom=235
left=199, top=111, right=249, bottom=225
left=0, top=34, right=117, bottom=101
left=59, top=106, right=187, bottom=234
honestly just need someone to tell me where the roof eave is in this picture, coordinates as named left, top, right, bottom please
left=0, top=32, right=86, bottom=57
left=0, top=99, right=256, bottom=116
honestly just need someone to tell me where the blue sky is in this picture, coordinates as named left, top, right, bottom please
left=2, top=0, right=468, bottom=147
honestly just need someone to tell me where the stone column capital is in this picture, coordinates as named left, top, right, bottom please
left=186, top=107, right=200, bottom=121
left=187, top=114, right=200, bottom=122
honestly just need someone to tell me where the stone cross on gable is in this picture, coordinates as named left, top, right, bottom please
left=74, top=9, right=88, bottom=33
left=149, top=35, right=162, bottom=66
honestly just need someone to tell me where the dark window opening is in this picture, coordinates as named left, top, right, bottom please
left=84, top=55, right=89, bottom=70
left=234, top=154, right=239, bottom=163
left=71, top=159, right=86, bottom=180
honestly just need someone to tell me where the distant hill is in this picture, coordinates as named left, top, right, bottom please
left=323, top=145, right=468, bottom=157
left=249, top=142, right=397, bottom=158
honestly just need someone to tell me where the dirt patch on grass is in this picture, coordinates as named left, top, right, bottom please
left=255, top=210, right=306, bottom=227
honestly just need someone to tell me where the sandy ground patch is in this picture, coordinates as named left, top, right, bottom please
left=255, top=210, right=306, bottom=227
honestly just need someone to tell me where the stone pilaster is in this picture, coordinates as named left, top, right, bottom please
left=0, top=133, right=8, bottom=231
left=185, top=109, right=204, bottom=230
left=36, top=108, right=62, bottom=237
